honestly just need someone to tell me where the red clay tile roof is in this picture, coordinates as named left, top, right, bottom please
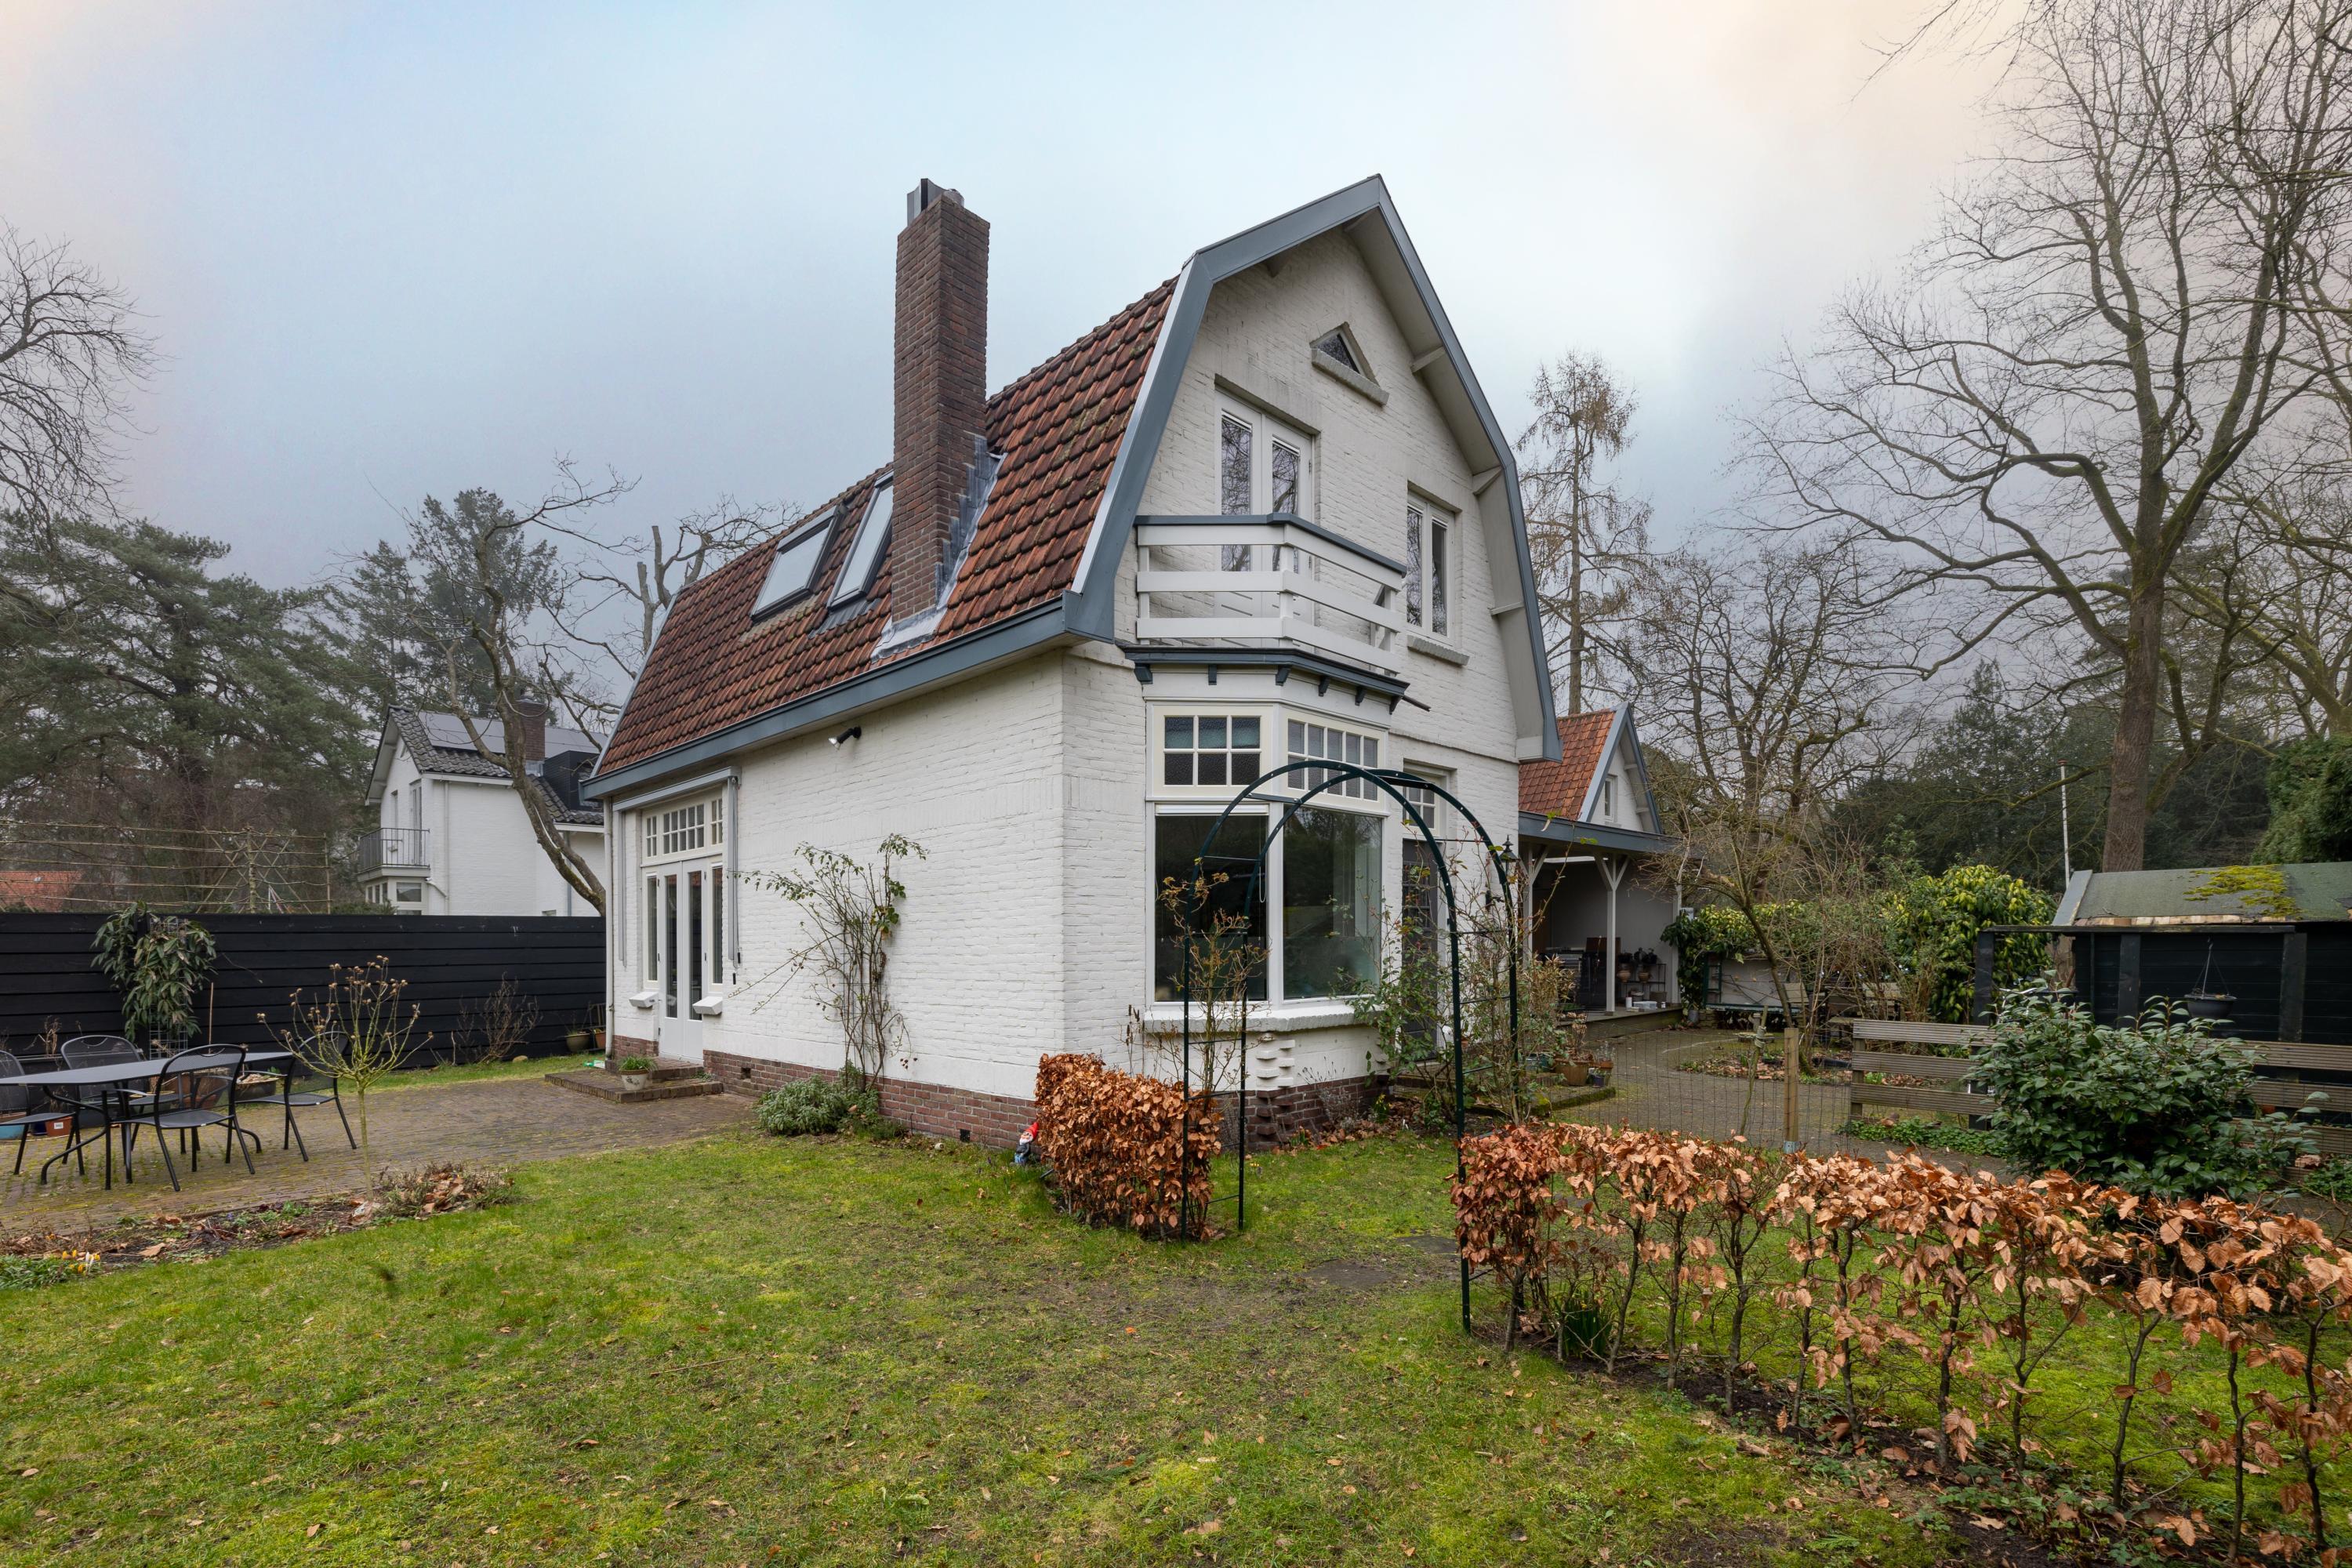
left=1519, top=710, right=1617, bottom=819
left=599, top=279, right=1174, bottom=776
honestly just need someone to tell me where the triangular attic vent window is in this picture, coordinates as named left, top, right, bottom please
left=1314, top=328, right=1360, bottom=374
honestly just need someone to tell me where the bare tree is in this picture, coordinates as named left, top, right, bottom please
left=1750, top=0, right=2352, bottom=869
left=0, top=225, right=154, bottom=523
left=2172, top=474, right=2352, bottom=739
left=410, top=461, right=632, bottom=913
left=1631, top=538, right=1915, bottom=1142
left=545, top=495, right=793, bottom=688
left=1516, top=352, right=1652, bottom=715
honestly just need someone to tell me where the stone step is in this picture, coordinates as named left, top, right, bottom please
left=544, top=1069, right=724, bottom=1104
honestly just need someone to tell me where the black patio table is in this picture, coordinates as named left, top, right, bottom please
left=0, top=1048, right=299, bottom=1192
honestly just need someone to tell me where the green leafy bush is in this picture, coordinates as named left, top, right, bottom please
left=1972, top=987, right=2307, bottom=1196
left=92, top=905, right=217, bottom=1044
left=754, top=1076, right=855, bottom=1136
left=1886, top=866, right=2051, bottom=1022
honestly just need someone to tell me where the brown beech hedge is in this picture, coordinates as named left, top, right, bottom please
left=1455, top=1121, right=2352, bottom=1559
left=1033, top=1054, right=1221, bottom=1236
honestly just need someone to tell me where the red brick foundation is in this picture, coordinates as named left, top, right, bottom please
left=702, top=1050, right=1036, bottom=1149
left=704, top=1050, right=1375, bottom=1152
left=1232, top=1075, right=1377, bottom=1149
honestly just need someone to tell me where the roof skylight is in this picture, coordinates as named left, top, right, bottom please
left=828, top=479, right=893, bottom=607
left=753, top=514, right=834, bottom=617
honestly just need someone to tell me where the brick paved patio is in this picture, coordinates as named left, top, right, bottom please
left=0, top=1071, right=750, bottom=1233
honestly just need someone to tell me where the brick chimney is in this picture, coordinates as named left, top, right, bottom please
left=889, top=178, right=989, bottom=624
left=512, top=698, right=548, bottom=763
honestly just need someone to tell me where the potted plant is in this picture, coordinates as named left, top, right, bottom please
left=566, top=1024, right=593, bottom=1052
left=2183, top=989, right=2235, bottom=1022
left=617, top=1055, right=652, bottom=1092
left=1588, top=1055, right=1614, bottom=1088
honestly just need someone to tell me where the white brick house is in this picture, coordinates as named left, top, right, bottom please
left=358, top=706, right=605, bottom=916
left=584, top=177, right=1559, bottom=1145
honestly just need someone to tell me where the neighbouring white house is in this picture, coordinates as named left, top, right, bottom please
left=583, top=176, right=1559, bottom=1145
left=1518, top=707, right=1684, bottom=1014
left=358, top=704, right=606, bottom=916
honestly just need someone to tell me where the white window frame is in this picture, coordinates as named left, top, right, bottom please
left=641, top=794, right=726, bottom=865
left=1216, top=399, right=1315, bottom=521
left=1152, top=706, right=1274, bottom=797
left=1403, top=501, right=1455, bottom=642
left=1284, top=717, right=1386, bottom=808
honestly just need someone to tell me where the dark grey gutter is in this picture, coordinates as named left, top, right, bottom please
left=1518, top=812, right=1676, bottom=855
left=584, top=597, right=1073, bottom=802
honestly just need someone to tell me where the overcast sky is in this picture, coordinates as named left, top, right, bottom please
left=2, top=1, right=2005, bottom=586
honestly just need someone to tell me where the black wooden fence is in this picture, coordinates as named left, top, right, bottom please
left=1972, top=921, right=2352, bottom=1044
left=0, top=913, right=604, bottom=1063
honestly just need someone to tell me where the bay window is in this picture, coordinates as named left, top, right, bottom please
left=1149, top=707, right=1388, bottom=1007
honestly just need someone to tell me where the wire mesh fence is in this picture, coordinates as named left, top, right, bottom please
left=0, top=820, right=339, bottom=914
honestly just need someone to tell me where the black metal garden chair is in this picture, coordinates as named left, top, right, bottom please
left=274, top=1034, right=355, bottom=1159
left=122, top=1045, right=259, bottom=1192
left=56, top=1035, right=146, bottom=1179
left=0, top=1049, right=60, bottom=1178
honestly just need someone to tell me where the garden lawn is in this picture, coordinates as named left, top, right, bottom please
left=0, top=1128, right=1958, bottom=1567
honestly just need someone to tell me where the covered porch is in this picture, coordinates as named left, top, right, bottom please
left=1519, top=815, right=1683, bottom=1017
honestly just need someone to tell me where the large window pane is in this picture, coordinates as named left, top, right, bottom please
left=1283, top=808, right=1381, bottom=1000
left=1271, top=440, right=1300, bottom=514
left=1154, top=813, right=1269, bottom=1003
left=1219, top=416, right=1253, bottom=515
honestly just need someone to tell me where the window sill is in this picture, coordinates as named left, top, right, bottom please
left=1141, top=1000, right=1365, bottom=1035
left=626, top=989, right=659, bottom=1011
left=1312, top=352, right=1388, bottom=407
left=691, top=993, right=727, bottom=1018
left=1407, top=633, right=1466, bottom=666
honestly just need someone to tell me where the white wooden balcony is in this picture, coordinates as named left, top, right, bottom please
left=1131, top=514, right=1406, bottom=677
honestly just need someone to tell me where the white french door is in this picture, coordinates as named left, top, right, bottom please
left=645, top=862, right=724, bottom=1059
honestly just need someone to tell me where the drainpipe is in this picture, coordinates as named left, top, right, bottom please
left=726, top=774, right=742, bottom=979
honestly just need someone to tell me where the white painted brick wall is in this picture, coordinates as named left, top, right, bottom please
left=374, top=747, right=601, bottom=917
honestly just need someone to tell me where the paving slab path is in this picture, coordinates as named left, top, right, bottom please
left=1, top=1072, right=750, bottom=1233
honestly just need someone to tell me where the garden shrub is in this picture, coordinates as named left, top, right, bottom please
left=1032, top=1053, right=1219, bottom=1236
left=1886, top=864, right=2051, bottom=1022
left=1661, top=866, right=2050, bottom=1024
left=1972, top=987, right=2307, bottom=1197
left=754, top=1076, right=855, bottom=1136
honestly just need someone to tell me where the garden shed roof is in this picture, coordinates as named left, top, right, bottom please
left=2054, top=862, right=2352, bottom=925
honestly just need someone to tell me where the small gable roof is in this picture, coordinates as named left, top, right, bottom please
left=1519, top=710, right=1619, bottom=821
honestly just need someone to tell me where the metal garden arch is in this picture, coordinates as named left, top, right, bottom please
left=1171, top=757, right=1521, bottom=1331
